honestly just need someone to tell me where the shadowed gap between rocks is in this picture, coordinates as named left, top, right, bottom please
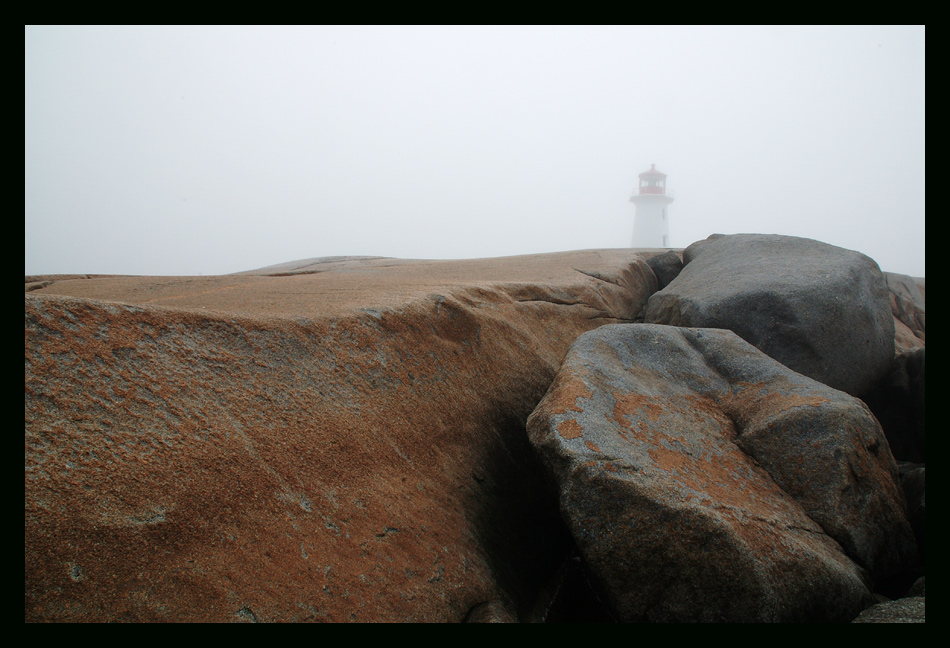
left=459, top=403, right=616, bottom=622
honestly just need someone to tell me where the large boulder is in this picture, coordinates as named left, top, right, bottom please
left=25, top=250, right=656, bottom=623
left=527, top=323, right=918, bottom=622
left=643, top=234, right=895, bottom=397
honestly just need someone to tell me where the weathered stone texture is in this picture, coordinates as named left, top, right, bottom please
left=527, top=324, right=917, bottom=621
left=643, top=234, right=895, bottom=396
left=24, top=239, right=926, bottom=623
left=852, top=597, right=925, bottom=623
left=25, top=251, right=656, bottom=623
left=886, top=272, right=925, bottom=353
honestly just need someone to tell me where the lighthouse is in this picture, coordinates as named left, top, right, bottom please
left=629, top=163, right=674, bottom=248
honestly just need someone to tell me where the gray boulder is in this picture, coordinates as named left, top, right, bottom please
left=527, top=324, right=917, bottom=622
left=852, top=597, right=925, bottom=623
left=643, top=234, right=895, bottom=397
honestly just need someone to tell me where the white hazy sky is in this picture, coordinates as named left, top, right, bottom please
left=25, top=25, right=925, bottom=277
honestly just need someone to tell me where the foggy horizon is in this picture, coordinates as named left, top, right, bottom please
left=25, top=26, right=925, bottom=278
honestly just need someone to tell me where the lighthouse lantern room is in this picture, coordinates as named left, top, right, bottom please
left=629, top=163, right=674, bottom=248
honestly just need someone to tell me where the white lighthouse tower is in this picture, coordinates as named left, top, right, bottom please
left=629, top=163, right=673, bottom=247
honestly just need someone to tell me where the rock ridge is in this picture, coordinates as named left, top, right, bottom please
left=25, top=250, right=655, bottom=622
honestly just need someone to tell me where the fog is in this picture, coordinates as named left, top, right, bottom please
left=25, top=26, right=925, bottom=277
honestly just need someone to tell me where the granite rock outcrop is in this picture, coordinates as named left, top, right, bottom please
left=885, top=272, right=925, bottom=353
left=25, top=251, right=655, bottom=622
left=25, top=236, right=925, bottom=623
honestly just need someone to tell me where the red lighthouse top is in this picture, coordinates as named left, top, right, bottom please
left=637, top=164, right=668, bottom=195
